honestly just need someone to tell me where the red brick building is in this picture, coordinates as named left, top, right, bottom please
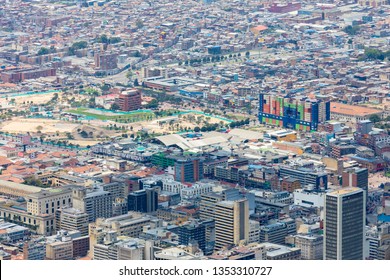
left=116, top=89, right=142, bottom=111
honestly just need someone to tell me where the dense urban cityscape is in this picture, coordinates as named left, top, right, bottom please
left=0, top=0, right=389, bottom=261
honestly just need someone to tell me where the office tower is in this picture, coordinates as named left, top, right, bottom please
left=58, top=208, right=89, bottom=236
left=94, top=52, right=118, bottom=70
left=342, top=167, right=369, bottom=191
left=72, top=187, right=113, bottom=223
left=324, top=187, right=365, bottom=260
left=127, top=187, right=158, bottom=213
left=174, top=158, right=204, bottom=183
left=214, top=199, right=249, bottom=250
left=177, top=221, right=208, bottom=254
left=102, top=182, right=126, bottom=199
left=199, top=192, right=223, bottom=220
left=259, top=93, right=330, bottom=131
left=116, top=89, right=141, bottom=111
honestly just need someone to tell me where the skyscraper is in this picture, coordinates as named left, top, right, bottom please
left=174, top=157, right=204, bottom=183
left=214, top=199, right=249, bottom=250
left=127, top=187, right=158, bottom=213
left=324, top=187, right=365, bottom=260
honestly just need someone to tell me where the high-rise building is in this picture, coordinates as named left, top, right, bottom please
left=199, top=192, right=223, bottom=220
left=116, top=89, right=142, bottom=111
left=174, top=158, right=204, bottom=183
left=259, top=94, right=330, bottom=131
left=214, top=199, right=249, bottom=250
left=94, top=52, right=118, bottom=70
left=177, top=221, right=207, bottom=254
left=127, top=187, right=158, bottom=213
left=72, top=187, right=113, bottom=223
left=324, top=187, right=366, bottom=260
left=342, top=167, right=369, bottom=191
left=58, top=208, right=89, bottom=236
left=88, top=212, right=159, bottom=258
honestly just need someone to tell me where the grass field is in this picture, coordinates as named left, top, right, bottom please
left=66, top=108, right=154, bottom=122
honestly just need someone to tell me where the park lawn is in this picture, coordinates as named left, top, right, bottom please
left=67, top=108, right=154, bottom=122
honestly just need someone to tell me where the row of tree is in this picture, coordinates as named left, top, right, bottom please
left=363, top=48, right=390, bottom=61
left=179, top=51, right=250, bottom=66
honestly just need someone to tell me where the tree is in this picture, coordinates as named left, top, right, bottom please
left=37, top=47, right=50, bottom=56
left=134, top=78, right=140, bottom=87
left=194, top=126, right=200, bottom=132
left=343, top=25, right=360, bottom=36
left=369, top=114, right=381, bottom=123
left=111, top=103, right=120, bottom=111
left=136, top=19, right=144, bottom=29
left=245, top=51, right=250, bottom=57
left=80, top=130, right=88, bottom=138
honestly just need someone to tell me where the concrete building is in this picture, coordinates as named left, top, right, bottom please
left=286, top=234, right=323, bottom=260
left=249, top=220, right=260, bottom=243
left=27, top=188, right=73, bottom=216
left=72, top=187, right=113, bottom=223
left=330, top=102, right=382, bottom=124
left=279, top=165, right=328, bottom=190
left=0, top=221, right=29, bottom=243
left=260, top=222, right=289, bottom=245
left=23, top=239, right=46, bottom=260
left=365, top=223, right=390, bottom=260
left=0, top=203, right=56, bottom=236
left=293, top=189, right=325, bottom=209
left=261, top=242, right=301, bottom=260
left=342, top=167, right=369, bottom=191
left=46, top=241, right=73, bottom=260
left=214, top=199, right=249, bottom=250
left=94, top=52, right=118, bottom=70
left=88, top=212, right=159, bottom=257
left=93, top=237, right=146, bottom=260
left=199, top=192, right=223, bottom=220
left=324, top=187, right=365, bottom=260
left=58, top=208, right=89, bottom=236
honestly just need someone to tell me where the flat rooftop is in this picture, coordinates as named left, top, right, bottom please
left=330, top=102, right=382, bottom=117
